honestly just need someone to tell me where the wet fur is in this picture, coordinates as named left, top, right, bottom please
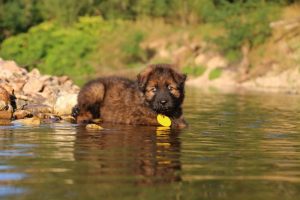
left=75, top=64, right=187, bottom=128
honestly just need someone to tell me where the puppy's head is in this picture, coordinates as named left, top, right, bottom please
left=137, top=64, right=186, bottom=116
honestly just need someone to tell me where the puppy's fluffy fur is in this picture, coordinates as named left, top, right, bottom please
left=75, top=64, right=187, bottom=128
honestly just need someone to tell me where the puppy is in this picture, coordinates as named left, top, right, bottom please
left=75, top=64, right=187, bottom=128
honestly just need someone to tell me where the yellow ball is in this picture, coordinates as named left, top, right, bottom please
left=157, top=114, right=172, bottom=127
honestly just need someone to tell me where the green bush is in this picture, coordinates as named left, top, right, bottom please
left=0, top=17, right=152, bottom=84
left=0, top=0, right=42, bottom=41
left=39, top=0, right=93, bottom=25
left=121, top=31, right=146, bottom=64
left=203, top=0, right=279, bottom=61
left=209, top=68, right=223, bottom=80
left=0, top=17, right=103, bottom=85
left=182, top=65, right=206, bottom=76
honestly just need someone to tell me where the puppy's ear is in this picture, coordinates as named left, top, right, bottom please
left=172, top=70, right=187, bottom=85
left=137, top=67, right=153, bottom=91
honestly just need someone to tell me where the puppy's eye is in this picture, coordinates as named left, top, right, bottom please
left=150, top=87, right=157, bottom=92
left=168, top=85, right=175, bottom=90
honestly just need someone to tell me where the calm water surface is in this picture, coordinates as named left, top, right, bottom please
left=1, top=88, right=300, bottom=200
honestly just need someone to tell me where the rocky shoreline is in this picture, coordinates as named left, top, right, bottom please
left=0, top=58, right=79, bottom=125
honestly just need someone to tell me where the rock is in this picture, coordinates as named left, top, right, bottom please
left=10, top=80, right=26, bottom=93
left=0, top=101, right=13, bottom=112
left=63, top=80, right=73, bottom=88
left=23, top=104, right=53, bottom=114
left=172, top=46, right=190, bottom=65
left=0, top=58, right=81, bottom=125
left=13, top=110, right=32, bottom=120
left=206, top=56, right=227, bottom=68
left=0, top=100, right=8, bottom=111
left=0, top=110, right=12, bottom=120
left=54, top=93, right=78, bottom=115
left=71, top=85, right=80, bottom=93
left=23, top=77, right=43, bottom=94
left=0, top=85, right=10, bottom=104
left=15, top=99, right=28, bottom=110
left=60, top=115, right=76, bottom=123
left=40, top=75, right=51, bottom=82
left=86, top=124, right=104, bottom=130
left=194, top=54, right=207, bottom=65
left=28, top=68, right=41, bottom=77
left=0, top=84, right=14, bottom=96
left=0, top=60, right=26, bottom=78
left=0, top=86, right=13, bottom=111
left=36, top=113, right=61, bottom=120
left=91, top=118, right=103, bottom=124
left=14, top=117, right=41, bottom=126
left=58, top=76, right=70, bottom=84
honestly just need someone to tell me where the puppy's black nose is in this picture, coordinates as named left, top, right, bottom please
left=160, top=100, right=168, bottom=105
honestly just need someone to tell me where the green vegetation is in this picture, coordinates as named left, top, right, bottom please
left=0, top=18, right=101, bottom=85
left=209, top=68, right=223, bottom=80
left=0, top=0, right=299, bottom=83
left=206, top=1, right=281, bottom=61
left=183, top=66, right=206, bottom=77
left=121, top=31, right=146, bottom=65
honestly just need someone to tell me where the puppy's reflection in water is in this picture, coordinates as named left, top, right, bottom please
left=74, top=124, right=181, bottom=185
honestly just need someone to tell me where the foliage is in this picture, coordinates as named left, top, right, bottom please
left=0, top=0, right=299, bottom=84
left=38, top=0, right=93, bottom=25
left=1, top=0, right=294, bottom=41
left=0, top=17, right=103, bottom=85
left=121, top=31, right=146, bottom=64
left=0, top=17, right=149, bottom=84
left=183, top=66, right=206, bottom=77
left=0, top=0, right=42, bottom=41
left=203, top=0, right=280, bottom=61
left=209, top=68, right=223, bottom=80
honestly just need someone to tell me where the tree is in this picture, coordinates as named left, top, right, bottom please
left=0, top=0, right=41, bottom=41
left=38, top=0, right=93, bottom=25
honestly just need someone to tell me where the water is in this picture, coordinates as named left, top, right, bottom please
left=1, top=88, right=300, bottom=200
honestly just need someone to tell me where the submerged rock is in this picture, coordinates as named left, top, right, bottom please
left=60, top=115, right=76, bottom=123
left=14, top=117, right=41, bottom=126
left=86, top=124, right=104, bottom=130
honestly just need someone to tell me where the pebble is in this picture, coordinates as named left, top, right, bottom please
left=86, top=124, right=104, bottom=130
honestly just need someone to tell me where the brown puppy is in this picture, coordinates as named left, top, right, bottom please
left=75, top=64, right=187, bottom=128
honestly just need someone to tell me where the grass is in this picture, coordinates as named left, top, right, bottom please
left=182, top=65, right=206, bottom=77
left=209, top=68, right=222, bottom=80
